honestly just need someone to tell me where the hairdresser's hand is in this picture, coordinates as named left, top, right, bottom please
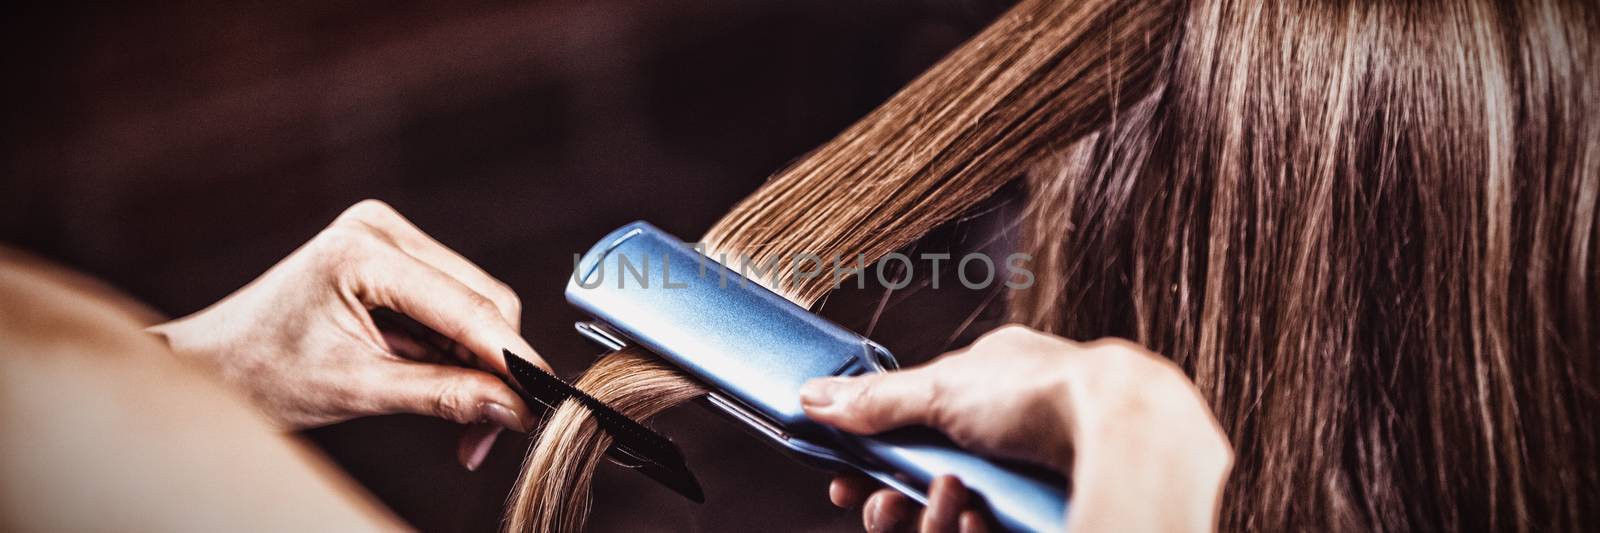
left=149, top=200, right=549, bottom=471
left=801, top=325, right=1232, bottom=533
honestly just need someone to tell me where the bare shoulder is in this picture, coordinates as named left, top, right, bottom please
left=0, top=248, right=404, bottom=532
left=0, top=246, right=166, bottom=352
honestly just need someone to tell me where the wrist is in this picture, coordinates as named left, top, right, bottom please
left=1064, top=402, right=1231, bottom=532
left=1046, top=345, right=1232, bottom=532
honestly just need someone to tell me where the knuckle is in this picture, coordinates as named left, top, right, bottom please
left=321, top=222, right=381, bottom=248
left=468, top=293, right=502, bottom=319
left=992, top=322, right=1035, bottom=338
left=432, top=376, right=486, bottom=423
left=971, top=324, right=1065, bottom=360
left=495, top=282, right=523, bottom=315
left=448, top=294, right=504, bottom=339
left=997, top=322, right=1033, bottom=333
left=1077, top=339, right=1198, bottom=419
left=845, top=380, right=906, bottom=429
left=1087, top=347, right=1154, bottom=385
left=988, top=323, right=1050, bottom=346
left=341, top=199, right=398, bottom=223
left=311, top=227, right=378, bottom=266
left=974, top=323, right=1029, bottom=347
left=841, top=382, right=879, bottom=422
left=314, top=225, right=359, bottom=249
left=1081, top=336, right=1141, bottom=354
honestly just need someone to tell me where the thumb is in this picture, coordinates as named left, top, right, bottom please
left=800, top=368, right=943, bottom=435
left=370, top=361, right=536, bottom=433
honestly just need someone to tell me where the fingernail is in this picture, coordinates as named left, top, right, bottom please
left=864, top=494, right=881, bottom=532
left=958, top=510, right=987, bottom=533
left=800, top=378, right=849, bottom=408
left=865, top=493, right=906, bottom=533
left=481, top=402, right=531, bottom=433
left=460, top=424, right=503, bottom=472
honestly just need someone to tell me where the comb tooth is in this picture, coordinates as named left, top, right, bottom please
left=503, top=350, right=703, bottom=502
left=622, top=446, right=706, bottom=503
left=503, top=350, right=565, bottom=412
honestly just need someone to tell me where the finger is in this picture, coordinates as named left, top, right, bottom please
left=920, top=476, right=968, bottom=533
left=457, top=422, right=503, bottom=471
left=347, top=246, right=548, bottom=374
left=864, top=490, right=919, bottom=533
left=957, top=510, right=989, bottom=533
left=341, top=200, right=524, bottom=330
left=830, top=475, right=879, bottom=508
left=367, top=360, right=536, bottom=433
left=800, top=367, right=943, bottom=435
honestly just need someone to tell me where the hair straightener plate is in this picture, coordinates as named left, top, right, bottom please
left=566, top=221, right=1068, bottom=533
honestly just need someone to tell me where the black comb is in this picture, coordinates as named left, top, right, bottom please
left=503, top=349, right=704, bottom=503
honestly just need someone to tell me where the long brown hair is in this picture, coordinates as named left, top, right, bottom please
left=509, top=0, right=1598, bottom=530
left=1012, top=0, right=1598, bottom=530
left=507, top=0, right=1176, bottom=529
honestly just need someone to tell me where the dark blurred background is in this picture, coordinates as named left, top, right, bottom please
left=0, top=1, right=1019, bottom=531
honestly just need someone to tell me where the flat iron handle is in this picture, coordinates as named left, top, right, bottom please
left=839, top=427, right=1069, bottom=533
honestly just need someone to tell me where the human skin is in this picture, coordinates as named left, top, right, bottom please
left=148, top=199, right=549, bottom=470
left=802, top=325, right=1233, bottom=533
left=0, top=248, right=402, bottom=531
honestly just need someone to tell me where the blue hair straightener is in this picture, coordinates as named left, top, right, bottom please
left=510, top=221, right=1068, bottom=532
